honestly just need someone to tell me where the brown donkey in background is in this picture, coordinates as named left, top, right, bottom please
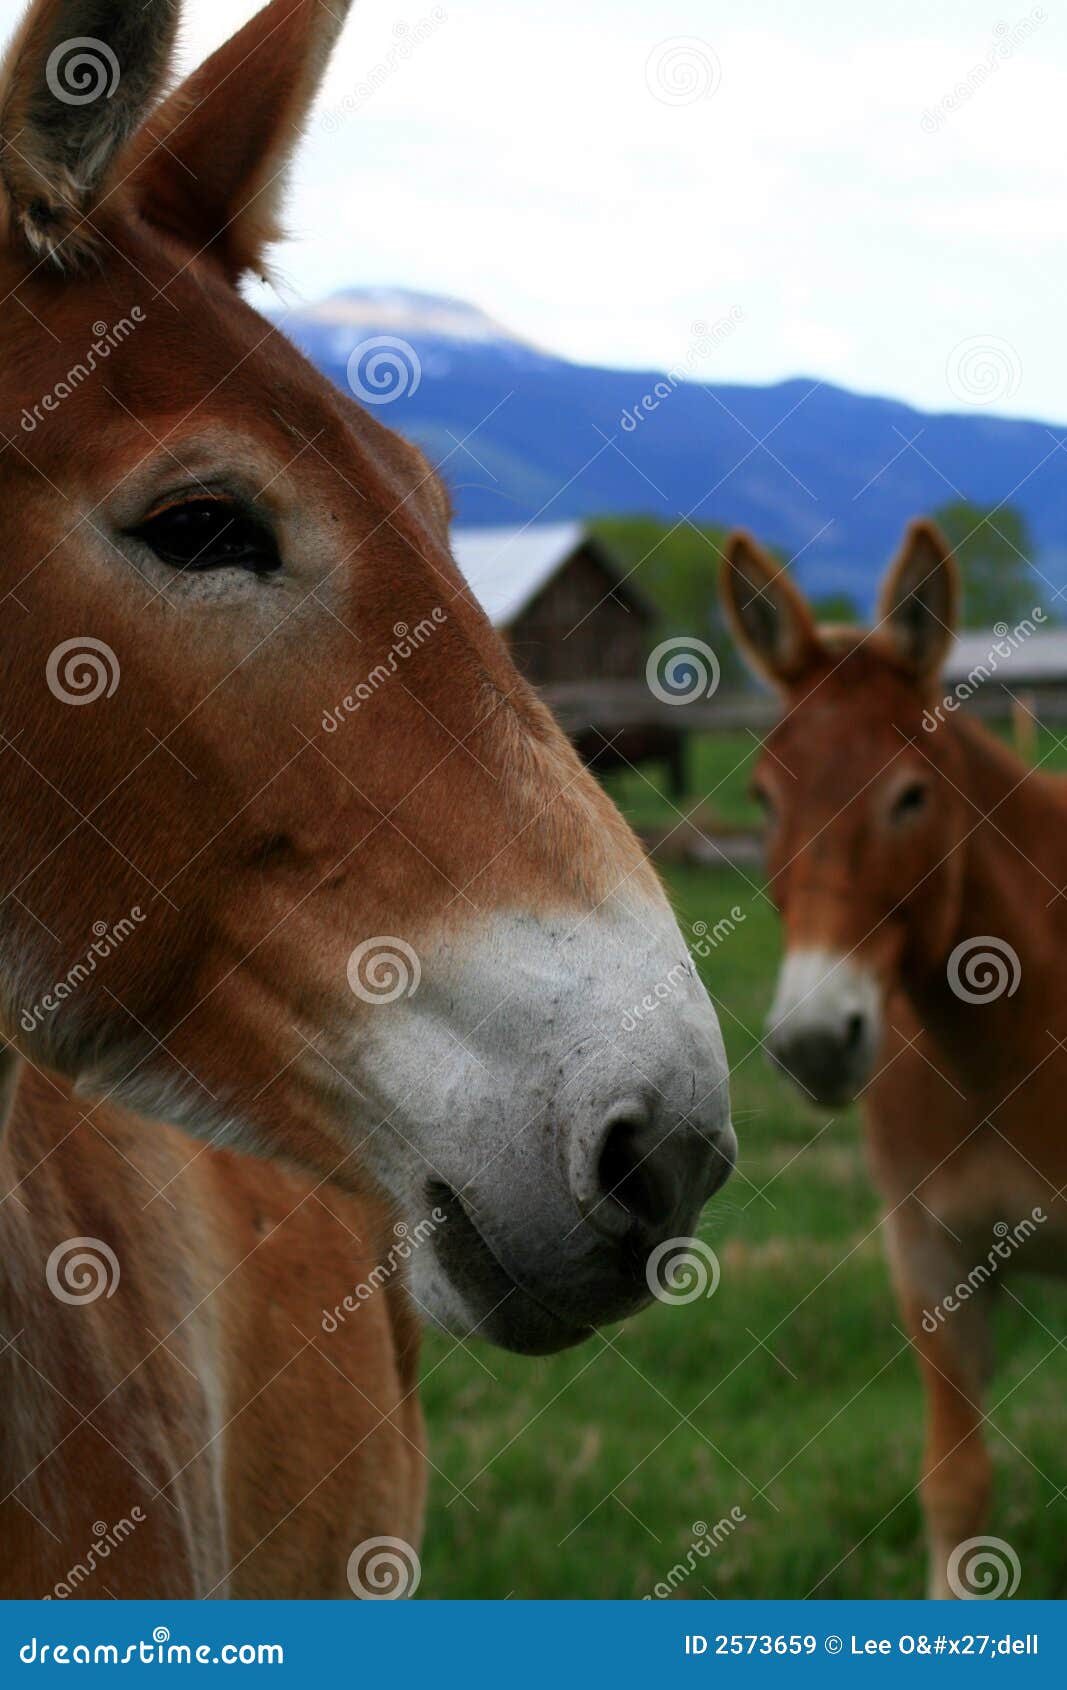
left=722, top=521, right=1067, bottom=1598
left=0, top=0, right=734, bottom=1595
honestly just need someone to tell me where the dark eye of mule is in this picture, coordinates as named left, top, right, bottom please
left=131, top=499, right=281, bottom=575
left=891, top=781, right=928, bottom=823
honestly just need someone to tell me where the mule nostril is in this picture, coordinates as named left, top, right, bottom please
left=844, top=1012, right=865, bottom=1052
left=596, top=1115, right=677, bottom=1232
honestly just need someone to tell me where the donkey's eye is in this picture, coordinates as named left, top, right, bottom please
left=890, top=780, right=928, bottom=823
left=130, top=499, right=281, bottom=574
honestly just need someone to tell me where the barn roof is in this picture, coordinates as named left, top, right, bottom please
left=943, top=624, right=1067, bottom=687
left=452, top=522, right=651, bottom=628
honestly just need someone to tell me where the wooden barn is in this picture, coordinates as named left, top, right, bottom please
left=940, top=623, right=1067, bottom=758
left=451, top=522, right=654, bottom=686
left=943, top=625, right=1067, bottom=699
left=452, top=523, right=687, bottom=790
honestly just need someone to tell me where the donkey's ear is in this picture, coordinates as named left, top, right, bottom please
left=124, top=0, right=353, bottom=282
left=721, top=530, right=824, bottom=691
left=877, top=520, right=959, bottom=681
left=0, top=0, right=178, bottom=264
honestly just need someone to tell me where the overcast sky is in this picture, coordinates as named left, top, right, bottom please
left=6, top=0, right=1065, bottom=421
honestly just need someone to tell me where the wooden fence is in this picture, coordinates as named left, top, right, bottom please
left=542, top=681, right=1067, bottom=739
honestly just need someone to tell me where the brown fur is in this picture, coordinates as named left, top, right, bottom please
left=1, top=1069, right=424, bottom=1598
left=0, top=0, right=664, bottom=1597
left=123, top=0, right=355, bottom=281
left=724, top=523, right=1067, bottom=1597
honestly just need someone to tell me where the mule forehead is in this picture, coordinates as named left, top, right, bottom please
left=762, top=646, right=933, bottom=796
left=0, top=223, right=444, bottom=542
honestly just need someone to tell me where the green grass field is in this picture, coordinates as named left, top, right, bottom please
left=418, top=729, right=1067, bottom=1600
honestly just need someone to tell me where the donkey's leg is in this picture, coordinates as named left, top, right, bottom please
left=883, top=1204, right=993, bottom=1599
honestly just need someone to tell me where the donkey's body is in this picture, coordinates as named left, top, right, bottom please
left=867, top=716, right=1067, bottom=1596
left=722, top=524, right=1067, bottom=1597
left=1, top=1071, right=424, bottom=1598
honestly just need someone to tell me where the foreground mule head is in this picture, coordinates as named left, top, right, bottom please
left=722, top=522, right=967, bottom=1107
left=0, top=0, right=733, bottom=1354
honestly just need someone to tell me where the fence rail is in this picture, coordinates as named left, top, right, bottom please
left=541, top=680, right=1067, bottom=737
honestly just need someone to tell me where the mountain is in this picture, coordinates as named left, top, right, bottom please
left=279, top=286, right=1067, bottom=610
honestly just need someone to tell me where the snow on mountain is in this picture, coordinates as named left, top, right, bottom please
left=274, top=287, right=1067, bottom=611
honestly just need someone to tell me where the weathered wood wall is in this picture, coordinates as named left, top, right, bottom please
left=504, top=542, right=650, bottom=687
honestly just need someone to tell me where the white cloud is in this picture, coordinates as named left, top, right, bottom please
left=2, top=0, right=1065, bottom=420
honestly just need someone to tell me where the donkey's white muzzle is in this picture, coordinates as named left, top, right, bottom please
left=765, top=948, right=882, bottom=1108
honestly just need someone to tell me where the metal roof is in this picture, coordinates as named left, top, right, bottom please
left=451, top=522, right=587, bottom=626
left=943, top=625, right=1067, bottom=687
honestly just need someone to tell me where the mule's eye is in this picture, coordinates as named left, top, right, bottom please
left=890, top=780, right=928, bottom=823
left=130, top=499, right=280, bottom=574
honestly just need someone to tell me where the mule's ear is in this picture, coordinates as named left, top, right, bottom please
left=123, top=0, right=353, bottom=282
left=721, top=530, right=824, bottom=691
left=0, top=0, right=178, bottom=264
left=877, top=520, right=959, bottom=681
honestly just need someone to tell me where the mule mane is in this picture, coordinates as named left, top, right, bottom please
left=815, top=622, right=936, bottom=684
left=813, top=622, right=869, bottom=651
left=947, top=705, right=1067, bottom=810
left=777, top=625, right=941, bottom=717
